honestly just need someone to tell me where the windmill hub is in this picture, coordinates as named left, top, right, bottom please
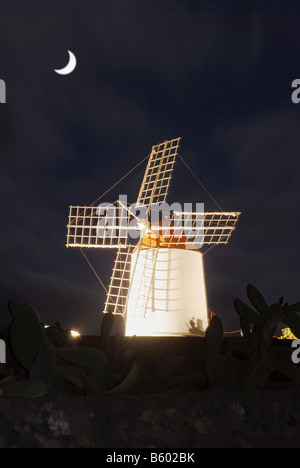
left=66, top=138, right=240, bottom=337
left=136, top=217, right=150, bottom=236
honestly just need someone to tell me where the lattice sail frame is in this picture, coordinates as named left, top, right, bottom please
left=103, top=245, right=135, bottom=316
left=66, top=205, right=240, bottom=249
left=136, top=138, right=180, bottom=206
left=154, top=210, right=240, bottom=247
left=67, top=202, right=134, bottom=249
left=66, top=137, right=240, bottom=318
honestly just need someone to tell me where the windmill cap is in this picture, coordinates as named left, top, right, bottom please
left=135, top=220, right=200, bottom=252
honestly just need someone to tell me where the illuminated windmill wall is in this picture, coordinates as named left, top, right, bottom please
left=66, top=138, right=240, bottom=336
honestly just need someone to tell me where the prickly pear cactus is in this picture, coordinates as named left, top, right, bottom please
left=205, top=315, right=224, bottom=356
left=204, top=315, right=234, bottom=389
left=4, top=379, right=47, bottom=398
left=100, top=313, right=114, bottom=340
left=8, top=300, right=47, bottom=371
left=233, top=285, right=300, bottom=389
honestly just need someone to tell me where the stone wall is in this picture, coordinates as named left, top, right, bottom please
left=0, top=387, right=300, bottom=448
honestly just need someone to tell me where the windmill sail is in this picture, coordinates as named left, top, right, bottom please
left=136, top=137, right=181, bottom=208
left=103, top=245, right=135, bottom=316
left=66, top=201, right=136, bottom=249
left=149, top=210, right=241, bottom=249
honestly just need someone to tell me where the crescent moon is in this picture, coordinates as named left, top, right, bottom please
left=54, top=50, right=77, bottom=75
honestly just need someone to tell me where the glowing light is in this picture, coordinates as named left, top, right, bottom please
left=70, top=330, right=81, bottom=338
left=125, top=248, right=208, bottom=336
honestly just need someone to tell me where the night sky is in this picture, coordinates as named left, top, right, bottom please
left=0, top=0, right=299, bottom=335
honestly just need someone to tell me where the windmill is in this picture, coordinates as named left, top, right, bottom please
left=66, top=138, right=240, bottom=336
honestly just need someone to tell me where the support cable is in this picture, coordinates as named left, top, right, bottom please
left=178, top=153, right=223, bottom=211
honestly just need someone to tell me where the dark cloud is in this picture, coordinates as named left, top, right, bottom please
left=204, top=107, right=300, bottom=331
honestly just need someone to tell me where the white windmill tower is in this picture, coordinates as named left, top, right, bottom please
left=66, top=138, right=240, bottom=336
